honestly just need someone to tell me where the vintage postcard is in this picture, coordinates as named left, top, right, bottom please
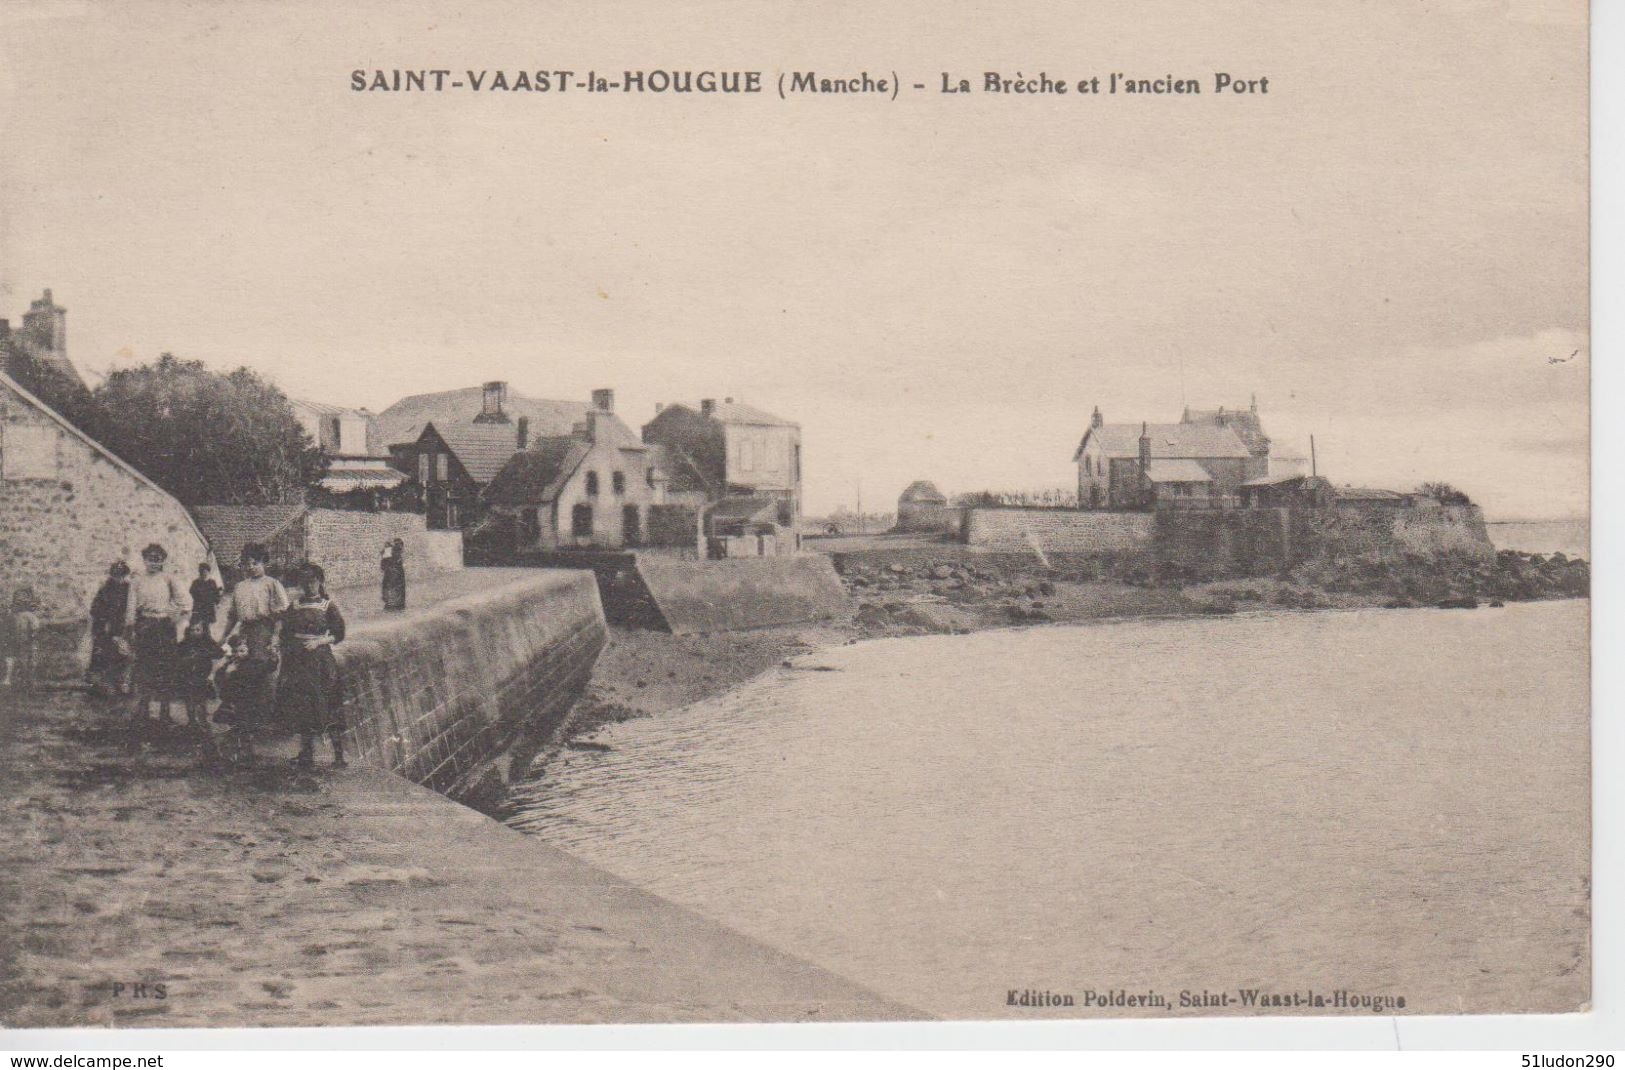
left=0, top=0, right=1591, bottom=1032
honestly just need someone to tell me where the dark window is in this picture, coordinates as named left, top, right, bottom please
left=622, top=505, right=641, bottom=546
left=612, top=471, right=626, bottom=495
left=646, top=468, right=656, bottom=488
left=572, top=503, right=593, bottom=537
left=585, top=472, right=600, bottom=497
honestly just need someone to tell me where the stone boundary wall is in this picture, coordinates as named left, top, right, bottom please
left=963, top=507, right=1156, bottom=557
left=335, top=571, right=606, bottom=801
left=304, top=509, right=464, bottom=591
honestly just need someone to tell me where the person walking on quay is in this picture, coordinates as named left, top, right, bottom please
left=278, top=561, right=348, bottom=770
left=1, top=586, right=41, bottom=691
left=87, top=561, right=133, bottom=697
left=217, top=542, right=289, bottom=764
left=124, top=544, right=190, bottom=723
left=381, top=538, right=407, bottom=611
left=189, top=562, right=223, bottom=630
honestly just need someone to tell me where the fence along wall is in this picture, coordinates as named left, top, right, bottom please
left=335, top=570, right=607, bottom=802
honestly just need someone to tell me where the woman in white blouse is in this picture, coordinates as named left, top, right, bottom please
left=123, top=543, right=190, bottom=723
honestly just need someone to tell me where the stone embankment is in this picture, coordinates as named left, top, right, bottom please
left=0, top=690, right=920, bottom=1027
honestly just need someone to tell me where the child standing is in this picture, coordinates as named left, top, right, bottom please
left=278, top=562, right=348, bottom=769
left=175, top=620, right=222, bottom=747
left=2, top=588, right=40, bottom=691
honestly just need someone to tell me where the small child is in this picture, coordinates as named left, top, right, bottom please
left=211, top=635, right=247, bottom=723
left=175, top=620, right=221, bottom=737
left=2, top=588, right=40, bottom=692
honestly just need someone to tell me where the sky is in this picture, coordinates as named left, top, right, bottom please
left=0, top=0, right=1589, bottom=518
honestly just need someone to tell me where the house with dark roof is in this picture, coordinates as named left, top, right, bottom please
left=481, top=390, right=653, bottom=551
left=641, top=396, right=801, bottom=524
left=373, top=381, right=589, bottom=455
left=1074, top=400, right=1277, bottom=510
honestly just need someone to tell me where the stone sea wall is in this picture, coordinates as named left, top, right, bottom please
left=958, top=504, right=1495, bottom=580
left=335, top=570, right=607, bottom=802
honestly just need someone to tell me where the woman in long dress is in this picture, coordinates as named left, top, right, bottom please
left=380, top=538, right=406, bottom=611
left=87, top=561, right=133, bottom=696
left=124, top=544, right=189, bottom=723
left=279, top=561, right=348, bottom=769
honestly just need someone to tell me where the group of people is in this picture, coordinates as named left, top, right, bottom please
left=85, top=540, right=365, bottom=770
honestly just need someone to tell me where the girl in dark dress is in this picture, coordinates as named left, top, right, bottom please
left=380, top=539, right=406, bottom=611
left=278, top=562, right=348, bottom=769
left=87, top=562, right=132, bottom=696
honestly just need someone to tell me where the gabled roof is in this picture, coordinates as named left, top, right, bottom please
left=483, top=436, right=592, bottom=505
left=1145, top=460, right=1214, bottom=483
left=899, top=480, right=948, bottom=504
left=645, top=440, right=719, bottom=496
left=191, top=504, right=308, bottom=557
left=375, top=386, right=589, bottom=449
left=1075, top=422, right=1251, bottom=461
left=709, top=400, right=797, bottom=428
left=422, top=421, right=526, bottom=484
left=0, top=368, right=210, bottom=551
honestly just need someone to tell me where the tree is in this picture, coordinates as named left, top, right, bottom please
left=1417, top=481, right=1473, bottom=506
left=91, top=353, right=326, bottom=505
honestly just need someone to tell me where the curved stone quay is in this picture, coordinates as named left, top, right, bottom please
left=0, top=569, right=920, bottom=1028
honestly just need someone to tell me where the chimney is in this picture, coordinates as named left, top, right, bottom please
left=516, top=416, right=529, bottom=450
left=1138, top=421, right=1152, bottom=501
left=20, top=289, right=66, bottom=356
left=700, top=398, right=716, bottom=418
left=724, top=396, right=734, bottom=404
left=1090, top=405, right=1103, bottom=431
left=591, top=387, right=614, bottom=413
left=476, top=380, right=510, bottom=423
left=1251, top=393, right=1258, bottom=414
left=654, top=402, right=665, bottom=414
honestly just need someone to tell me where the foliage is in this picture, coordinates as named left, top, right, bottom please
left=90, top=353, right=326, bottom=505
left=1416, top=481, right=1473, bottom=506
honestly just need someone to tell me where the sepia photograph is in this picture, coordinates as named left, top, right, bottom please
left=0, top=0, right=1602, bottom=1049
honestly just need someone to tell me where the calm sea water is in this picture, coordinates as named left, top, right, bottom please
left=510, top=601, right=1590, bottom=1018
left=1487, top=519, right=1589, bottom=558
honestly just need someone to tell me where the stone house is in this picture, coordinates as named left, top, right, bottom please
left=481, top=390, right=654, bottom=552
left=0, top=368, right=211, bottom=672
left=1074, top=400, right=1275, bottom=510
left=642, top=397, right=802, bottom=524
left=289, top=397, right=404, bottom=500
left=384, top=381, right=592, bottom=530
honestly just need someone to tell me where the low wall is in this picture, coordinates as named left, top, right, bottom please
left=963, top=507, right=1156, bottom=554
left=635, top=555, right=852, bottom=635
left=335, top=571, right=607, bottom=801
left=305, top=509, right=464, bottom=591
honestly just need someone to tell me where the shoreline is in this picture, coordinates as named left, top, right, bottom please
left=510, top=546, right=1590, bottom=797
